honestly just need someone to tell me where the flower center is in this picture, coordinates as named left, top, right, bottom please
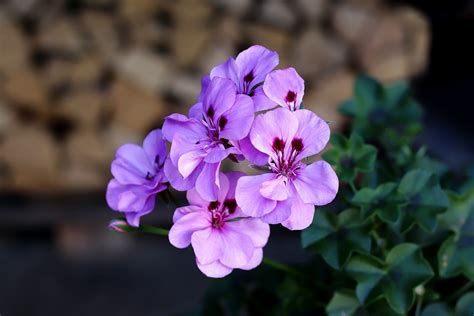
left=269, top=137, right=304, bottom=180
left=285, top=90, right=298, bottom=111
left=208, top=199, right=237, bottom=229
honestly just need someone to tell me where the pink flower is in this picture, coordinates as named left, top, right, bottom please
left=169, top=172, right=270, bottom=278
left=235, top=108, right=339, bottom=230
left=263, top=67, right=305, bottom=111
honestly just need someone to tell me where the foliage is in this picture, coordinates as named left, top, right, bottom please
left=195, top=75, right=474, bottom=315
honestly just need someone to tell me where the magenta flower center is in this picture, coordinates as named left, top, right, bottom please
left=208, top=199, right=237, bottom=229
left=201, top=106, right=228, bottom=143
left=285, top=91, right=298, bottom=111
left=269, top=137, right=304, bottom=180
left=242, top=70, right=255, bottom=95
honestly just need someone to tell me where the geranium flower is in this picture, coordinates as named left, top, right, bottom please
left=163, top=77, right=253, bottom=201
left=263, top=67, right=305, bottom=111
left=200, top=45, right=279, bottom=112
left=106, top=130, right=168, bottom=227
left=235, top=108, right=339, bottom=230
left=169, top=172, right=270, bottom=278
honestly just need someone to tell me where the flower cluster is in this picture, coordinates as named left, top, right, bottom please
left=106, top=45, right=339, bottom=278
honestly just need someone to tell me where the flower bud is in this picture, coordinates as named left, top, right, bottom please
left=108, top=219, right=131, bottom=233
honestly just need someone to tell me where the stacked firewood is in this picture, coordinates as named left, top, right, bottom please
left=0, top=0, right=430, bottom=193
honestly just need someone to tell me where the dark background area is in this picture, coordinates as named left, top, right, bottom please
left=0, top=0, right=473, bottom=315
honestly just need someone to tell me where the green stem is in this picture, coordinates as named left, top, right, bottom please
left=415, top=295, right=423, bottom=316
left=262, top=257, right=303, bottom=278
left=138, top=224, right=169, bottom=236
left=446, top=280, right=474, bottom=303
left=349, top=181, right=357, bottom=193
left=371, top=229, right=387, bottom=256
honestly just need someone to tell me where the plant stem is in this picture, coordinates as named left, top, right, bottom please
left=349, top=181, right=357, bottom=193
left=138, top=224, right=169, bottom=236
left=371, top=229, right=387, bottom=256
left=446, top=280, right=474, bottom=303
left=262, top=257, right=303, bottom=278
left=415, top=295, right=423, bottom=316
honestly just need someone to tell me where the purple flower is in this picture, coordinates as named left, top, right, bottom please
left=263, top=67, right=304, bottom=111
left=169, top=172, right=270, bottom=278
left=106, top=130, right=168, bottom=227
left=163, top=77, right=254, bottom=201
left=200, top=45, right=279, bottom=112
left=235, top=108, right=339, bottom=230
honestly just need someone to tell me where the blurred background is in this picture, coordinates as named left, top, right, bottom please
left=0, top=0, right=472, bottom=315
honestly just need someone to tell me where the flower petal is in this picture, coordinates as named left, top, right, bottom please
left=112, top=144, right=152, bottom=184
left=223, top=171, right=245, bottom=200
left=191, top=227, right=223, bottom=265
left=250, top=107, right=299, bottom=157
left=236, top=136, right=268, bottom=165
left=169, top=210, right=210, bottom=248
left=282, top=190, right=315, bottom=230
left=188, top=102, right=204, bottom=119
left=178, top=150, right=206, bottom=179
left=260, top=176, right=289, bottom=201
left=236, top=174, right=277, bottom=217
left=186, top=188, right=208, bottom=209
left=202, top=77, right=237, bottom=121
left=235, top=45, right=279, bottom=90
left=162, top=114, right=206, bottom=142
left=263, top=67, right=304, bottom=110
left=293, top=109, right=330, bottom=158
left=261, top=198, right=292, bottom=224
left=219, top=227, right=254, bottom=268
left=219, top=94, right=254, bottom=140
left=164, top=157, right=203, bottom=191
left=142, top=129, right=167, bottom=166
left=252, top=85, right=277, bottom=112
left=227, top=218, right=270, bottom=248
left=197, top=75, right=211, bottom=102
left=293, top=161, right=339, bottom=205
left=210, top=57, right=240, bottom=87
left=195, top=162, right=221, bottom=201
left=203, top=144, right=232, bottom=163
left=196, top=259, right=232, bottom=278
left=240, top=248, right=263, bottom=270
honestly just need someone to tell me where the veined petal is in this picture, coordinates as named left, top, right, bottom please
left=112, top=144, right=153, bottom=184
left=282, top=189, right=315, bottom=230
left=162, top=114, right=206, bottom=142
left=250, top=107, right=299, bottom=157
left=196, top=259, right=232, bottom=278
left=219, top=227, right=254, bottom=268
left=263, top=67, right=304, bottom=111
left=219, top=94, right=254, bottom=141
left=260, top=176, right=289, bottom=201
left=237, top=136, right=268, bottom=165
left=204, top=144, right=231, bottom=163
left=195, top=162, right=221, bottom=201
left=252, top=86, right=277, bottom=112
left=293, top=109, right=330, bottom=158
left=227, top=218, right=270, bottom=248
left=240, top=248, right=263, bottom=270
left=164, top=157, right=203, bottom=191
left=202, top=77, right=237, bottom=121
left=236, top=174, right=277, bottom=217
left=261, top=198, right=292, bottom=224
left=178, top=150, right=206, bottom=179
left=235, top=45, right=279, bottom=90
left=293, top=161, right=339, bottom=205
left=210, top=57, right=240, bottom=87
left=142, top=129, right=167, bottom=166
left=191, top=227, right=223, bottom=265
left=169, top=211, right=210, bottom=248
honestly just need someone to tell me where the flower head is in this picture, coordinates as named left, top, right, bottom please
left=106, top=129, right=168, bottom=227
left=163, top=77, right=254, bottom=201
left=169, top=172, right=270, bottom=278
left=200, top=45, right=279, bottom=112
left=236, top=108, right=339, bottom=230
left=263, top=67, right=305, bottom=111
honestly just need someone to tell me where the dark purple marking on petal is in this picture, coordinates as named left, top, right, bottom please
left=208, top=200, right=220, bottom=211
left=218, top=116, right=228, bottom=130
left=244, top=71, right=254, bottom=83
left=272, top=137, right=285, bottom=153
left=285, top=91, right=297, bottom=103
left=207, top=106, right=214, bottom=119
left=223, top=199, right=237, bottom=214
left=145, top=172, right=155, bottom=181
left=291, top=138, right=304, bottom=153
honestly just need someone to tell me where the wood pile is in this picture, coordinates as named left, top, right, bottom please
left=0, top=0, right=430, bottom=193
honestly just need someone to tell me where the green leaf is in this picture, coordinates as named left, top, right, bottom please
left=326, top=290, right=360, bottom=316
left=455, top=292, right=474, bottom=316
left=301, top=208, right=371, bottom=269
left=354, top=74, right=383, bottom=114
left=398, top=169, right=449, bottom=232
left=346, top=243, right=434, bottom=313
left=438, top=189, right=474, bottom=280
left=323, top=133, right=377, bottom=183
left=352, top=183, right=403, bottom=223
left=421, top=303, right=452, bottom=316
left=339, top=99, right=357, bottom=116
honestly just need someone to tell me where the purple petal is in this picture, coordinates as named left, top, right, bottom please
left=203, top=144, right=232, bottom=163
left=293, top=161, right=339, bottom=205
left=178, top=150, right=206, bottom=179
left=219, top=227, right=254, bottom=268
left=169, top=210, right=210, bottom=248
left=260, top=177, right=289, bottom=201
left=282, top=190, right=315, bottom=230
left=196, top=259, right=232, bottom=278
left=223, top=171, right=245, bottom=200
left=261, top=198, right=292, bottom=224
left=169, top=135, right=203, bottom=166
left=235, top=174, right=277, bottom=217
left=250, top=107, right=298, bottom=158
left=227, top=218, right=270, bottom=248
left=195, top=162, right=220, bottom=201
left=219, top=94, right=254, bottom=140
left=252, top=86, right=277, bottom=112
left=293, top=110, right=330, bottom=158
left=263, top=68, right=304, bottom=111
left=217, top=172, right=231, bottom=203
left=162, top=114, right=206, bottom=142
left=164, top=157, right=203, bottom=191
left=237, top=136, right=268, bottom=165
left=142, top=129, right=167, bottom=166
left=191, top=227, right=223, bottom=265
left=235, top=45, right=279, bottom=90
left=202, top=77, right=237, bottom=121
left=210, top=57, right=239, bottom=87
left=197, top=75, right=211, bottom=102
left=112, top=144, right=153, bottom=184
left=240, top=248, right=263, bottom=270
left=188, top=102, right=204, bottom=119
left=186, top=188, right=208, bottom=209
